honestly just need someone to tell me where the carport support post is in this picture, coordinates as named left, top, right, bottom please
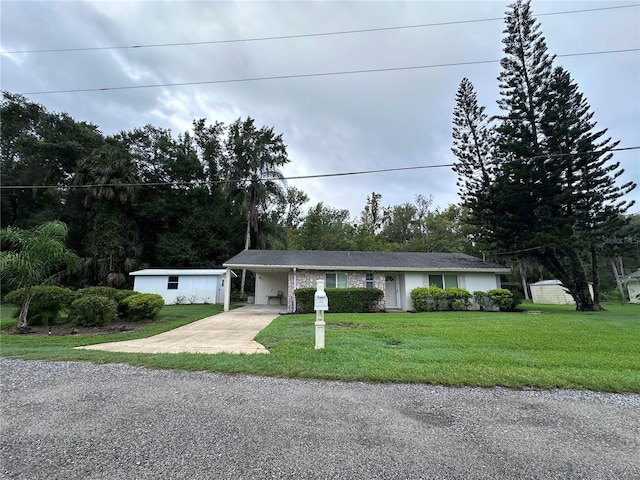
left=314, top=280, right=328, bottom=349
left=223, top=268, right=232, bottom=312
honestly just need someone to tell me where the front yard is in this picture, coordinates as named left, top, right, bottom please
left=1, top=302, right=639, bottom=392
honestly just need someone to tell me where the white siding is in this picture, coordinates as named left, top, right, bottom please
left=132, top=275, right=220, bottom=304
left=627, top=281, right=640, bottom=304
left=255, top=271, right=288, bottom=305
left=530, top=284, right=575, bottom=305
left=403, top=272, right=500, bottom=311
left=403, top=272, right=424, bottom=311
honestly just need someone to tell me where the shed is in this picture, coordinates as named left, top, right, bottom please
left=129, top=269, right=231, bottom=305
left=529, top=279, right=593, bottom=305
left=622, top=268, right=640, bottom=304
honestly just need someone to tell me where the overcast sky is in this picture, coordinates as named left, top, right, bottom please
left=2, top=0, right=639, bottom=219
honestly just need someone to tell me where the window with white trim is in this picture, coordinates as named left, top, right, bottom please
left=428, top=274, right=458, bottom=289
left=365, top=273, right=374, bottom=288
left=325, top=272, right=348, bottom=288
left=167, top=276, right=179, bottom=290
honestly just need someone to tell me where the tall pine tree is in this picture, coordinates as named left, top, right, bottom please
left=451, top=77, right=495, bottom=247
left=452, top=0, right=636, bottom=311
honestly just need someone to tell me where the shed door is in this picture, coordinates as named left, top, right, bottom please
left=385, top=275, right=398, bottom=308
left=217, top=277, right=225, bottom=304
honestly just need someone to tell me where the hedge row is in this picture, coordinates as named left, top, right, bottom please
left=4, top=286, right=164, bottom=327
left=294, top=287, right=384, bottom=314
left=410, top=286, right=519, bottom=312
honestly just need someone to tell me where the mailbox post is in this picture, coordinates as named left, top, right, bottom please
left=313, top=279, right=328, bottom=349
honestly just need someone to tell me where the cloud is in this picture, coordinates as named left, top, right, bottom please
left=2, top=0, right=638, bottom=216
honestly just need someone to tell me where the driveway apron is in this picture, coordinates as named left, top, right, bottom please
left=75, top=305, right=282, bottom=355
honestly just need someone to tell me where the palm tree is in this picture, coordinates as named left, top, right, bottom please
left=74, top=139, right=139, bottom=285
left=0, top=221, right=77, bottom=330
left=222, top=118, right=289, bottom=293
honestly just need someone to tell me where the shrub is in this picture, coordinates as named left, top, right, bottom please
left=446, top=287, right=473, bottom=311
left=410, top=286, right=473, bottom=312
left=231, top=292, right=251, bottom=302
left=487, top=288, right=517, bottom=311
left=472, top=291, right=495, bottom=311
left=121, top=293, right=164, bottom=322
left=77, top=287, right=137, bottom=317
left=4, top=286, right=78, bottom=326
left=599, top=288, right=625, bottom=302
left=294, top=288, right=383, bottom=314
left=410, top=286, right=447, bottom=312
left=68, top=295, right=117, bottom=327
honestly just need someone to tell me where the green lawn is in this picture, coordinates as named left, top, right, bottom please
left=1, top=302, right=639, bottom=392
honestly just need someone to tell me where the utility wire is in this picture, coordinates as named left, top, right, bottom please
left=2, top=4, right=637, bottom=55
left=1, top=146, right=638, bottom=191
left=17, top=48, right=639, bottom=96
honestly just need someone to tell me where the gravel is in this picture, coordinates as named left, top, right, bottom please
left=1, top=358, right=639, bottom=480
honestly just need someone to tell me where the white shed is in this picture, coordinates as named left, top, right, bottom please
left=129, top=269, right=230, bottom=304
left=529, top=279, right=593, bottom=305
left=623, top=268, right=640, bottom=304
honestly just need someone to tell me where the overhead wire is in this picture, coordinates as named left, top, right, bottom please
left=16, top=48, right=640, bottom=96
left=2, top=4, right=638, bottom=55
left=1, top=146, right=638, bottom=191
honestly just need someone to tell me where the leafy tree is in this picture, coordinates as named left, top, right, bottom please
left=292, top=202, right=354, bottom=250
left=0, top=221, right=77, bottom=330
left=359, top=192, right=383, bottom=235
left=0, top=92, right=103, bottom=229
left=74, top=138, right=140, bottom=286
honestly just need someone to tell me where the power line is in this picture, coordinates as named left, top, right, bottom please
left=3, top=4, right=637, bottom=55
left=1, top=146, right=638, bottom=191
left=17, top=48, right=639, bottom=96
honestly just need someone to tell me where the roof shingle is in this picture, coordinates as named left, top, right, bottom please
left=223, top=250, right=509, bottom=272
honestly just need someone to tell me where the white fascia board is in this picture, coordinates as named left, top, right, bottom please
left=130, top=269, right=229, bottom=276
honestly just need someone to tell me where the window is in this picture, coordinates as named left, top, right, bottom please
left=325, top=272, right=348, bottom=288
left=365, top=273, right=374, bottom=288
left=167, top=276, right=179, bottom=290
left=428, top=274, right=458, bottom=289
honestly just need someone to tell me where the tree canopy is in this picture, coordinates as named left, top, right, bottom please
left=0, top=221, right=78, bottom=328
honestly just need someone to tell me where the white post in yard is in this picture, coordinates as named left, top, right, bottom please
left=313, top=279, right=328, bottom=349
left=223, top=268, right=232, bottom=312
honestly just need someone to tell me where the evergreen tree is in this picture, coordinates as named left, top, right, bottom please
left=451, top=78, right=495, bottom=247
left=451, top=0, right=636, bottom=311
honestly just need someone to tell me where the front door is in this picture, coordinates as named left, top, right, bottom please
left=385, top=274, right=398, bottom=308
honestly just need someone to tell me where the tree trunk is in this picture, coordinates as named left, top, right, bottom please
left=535, top=247, right=599, bottom=311
left=240, top=217, right=251, bottom=295
left=519, top=259, right=530, bottom=300
left=565, top=248, right=598, bottom=311
left=589, top=244, right=602, bottom=307
left=17, top=287, right=33, bottom=331
left=610, top=257, right=627, bottom=301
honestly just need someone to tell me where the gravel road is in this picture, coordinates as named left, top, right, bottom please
left=1, top=358, right=639, bottom=480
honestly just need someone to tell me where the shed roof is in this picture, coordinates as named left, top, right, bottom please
left=623, top=268, right=640, bottom=280
left=223, top=250, right=509, bottom=273
left=530, top=280, right=563, bottom=286
left=130, top=269, right=229, bottom=277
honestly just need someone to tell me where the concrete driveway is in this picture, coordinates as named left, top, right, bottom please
left=76, top=304, right=283, bottom=355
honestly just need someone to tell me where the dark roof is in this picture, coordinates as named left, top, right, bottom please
left=624, top=268, right=640, bottom=279
left=223, top=250, right=509, bottom=272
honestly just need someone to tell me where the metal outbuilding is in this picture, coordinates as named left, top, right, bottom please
left=623, top=268, right=640, bottom=304
left=129, top=269, right=231, bottom=304
left=529, top=279, right=593, bottom=305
